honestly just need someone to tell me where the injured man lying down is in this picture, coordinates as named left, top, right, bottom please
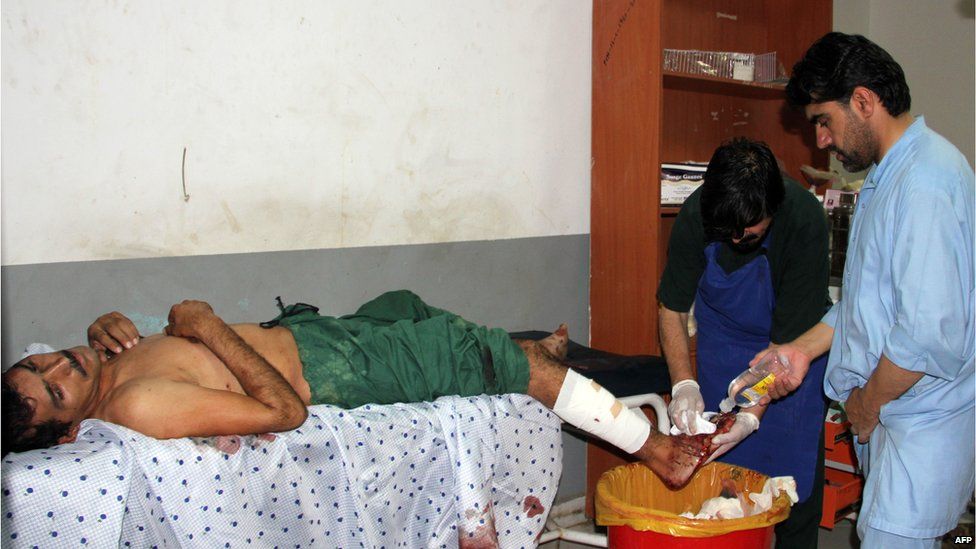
left=2, top=290, right=736, bottom=489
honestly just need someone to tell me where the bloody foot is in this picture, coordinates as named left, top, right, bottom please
left=636, top=412, right=736, bottom=490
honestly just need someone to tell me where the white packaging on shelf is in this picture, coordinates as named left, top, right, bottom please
left=664, top=50, right=780, bottom=83
left=661, top=162, right=708, bottom=205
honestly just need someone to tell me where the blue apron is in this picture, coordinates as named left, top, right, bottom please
left=694, top=231, right=827, bottom=502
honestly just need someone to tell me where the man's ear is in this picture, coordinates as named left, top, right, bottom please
left=849, top=86, right=878, bottom=119
left=57, top=424, right=80, bottom=444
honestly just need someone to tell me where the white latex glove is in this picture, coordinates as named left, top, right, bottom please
left=707, top=412, right=760, bottom=463
left=668, top=379, right=705, bottom=435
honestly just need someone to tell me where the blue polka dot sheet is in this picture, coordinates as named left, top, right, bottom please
left=1, top=393, right=562, bottom=548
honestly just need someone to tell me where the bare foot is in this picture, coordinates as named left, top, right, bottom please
left=635, top=412, right=736, bottom=490
left=537, top=324, right=569, bottom=360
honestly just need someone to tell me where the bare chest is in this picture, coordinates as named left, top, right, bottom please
left=106, top=326, right=309, bottom=400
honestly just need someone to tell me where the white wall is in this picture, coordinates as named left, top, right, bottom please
left=865, top=0, right=974, bottom=168
left=833, top=0, right=974, bottom=174
left=1, top=1, right=592, bottom=266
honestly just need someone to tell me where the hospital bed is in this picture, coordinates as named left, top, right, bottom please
left=1, top=335, right=671, bottom=548
left=1, top=394, right=563, bottom=548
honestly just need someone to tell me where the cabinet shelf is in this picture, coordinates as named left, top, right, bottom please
left=664, top=70, right=788, bottom=92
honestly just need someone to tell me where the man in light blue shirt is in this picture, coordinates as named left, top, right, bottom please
left=760, top=33, right=974, bottom=548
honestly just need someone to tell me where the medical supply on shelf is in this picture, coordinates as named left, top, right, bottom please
left=663, top=49, right=780, bottom=82
left=661, top=162, right=708, bottom=205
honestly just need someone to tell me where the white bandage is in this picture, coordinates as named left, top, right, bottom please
left=552, top=369, right=651, bottom=454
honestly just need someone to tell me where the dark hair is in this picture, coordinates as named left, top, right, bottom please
left=700, top=137, right=784, bottom=241
left=786, top=32, right=911, bottom=116
left=2, top=376, right=72, bottom=456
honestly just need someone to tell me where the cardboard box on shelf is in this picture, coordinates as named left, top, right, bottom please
left=661, top=162, right=707, bottom=205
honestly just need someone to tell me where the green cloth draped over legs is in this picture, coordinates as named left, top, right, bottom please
left=268, top=290, right=531, bottom=408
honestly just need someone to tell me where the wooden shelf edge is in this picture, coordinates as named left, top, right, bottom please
left=663, top=70, right=787, bottom=91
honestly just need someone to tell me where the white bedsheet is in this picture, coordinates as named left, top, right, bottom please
left=1, top=394, right=562, bottom=548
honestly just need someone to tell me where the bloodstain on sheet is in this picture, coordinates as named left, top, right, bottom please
left=214, top=433, right=277, bottom=454
left=459, top=503, right=500, bottom=549
left=523, top=495, right=544, bottom=518
left=214, top=435, right=242, bottom=454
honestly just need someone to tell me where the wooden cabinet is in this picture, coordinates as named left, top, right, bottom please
left=587, top=0, right=832, bottom=514
left=591, top=0, right=831, bottom=356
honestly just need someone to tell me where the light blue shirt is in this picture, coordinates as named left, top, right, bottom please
left=822, top=117, right=975, bottom=539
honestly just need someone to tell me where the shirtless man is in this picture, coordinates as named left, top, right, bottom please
left=2, top=290, right=723, bottom=489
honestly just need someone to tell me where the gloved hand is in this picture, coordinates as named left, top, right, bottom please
left=668, top=379, right=705, bottom=435
left=707, top=412, right=760, bottom=463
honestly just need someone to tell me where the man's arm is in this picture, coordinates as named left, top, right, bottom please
left=104, top=300, right=307, bottom=439
left=659, top=305, right=694, bottom=383
left=660, top=305, right=713, bottom=433
left=844, top=354, right=923, bottom=443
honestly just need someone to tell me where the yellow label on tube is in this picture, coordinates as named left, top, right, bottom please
left=750, top=373, right=776, bottom=395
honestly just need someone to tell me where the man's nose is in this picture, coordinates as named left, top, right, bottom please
left=816, top=126, right=832, bottom=149
left=42, top=358, right=70, bottom=378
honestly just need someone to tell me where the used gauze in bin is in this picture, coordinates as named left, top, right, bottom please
left=680, top=475, right=798, bottom=519
left=596, top=462, right=794, bottom=537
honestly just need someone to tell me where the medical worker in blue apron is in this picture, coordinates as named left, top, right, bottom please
left=657, top=138, right=831, bottom=549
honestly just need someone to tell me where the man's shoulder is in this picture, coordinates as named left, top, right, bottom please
left=672, top=189, right=704, bottom=237
left=879, top=120, right=968, bottom=191
left=895, top=139, right=974, bottom=199
left=677, top=187, right=703, bottom=217
left=909, top=119, right=969, bottom=166
left=99, top=376, right=185, bottom=410
left=777, top=177, right=828, bottom=229
left=782, top=176, right=823, bottom=210
left=765, top=177, right=828, bottom=268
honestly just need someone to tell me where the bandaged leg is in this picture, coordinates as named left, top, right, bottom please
left=552, top=369, right=650, bottom=454
left=547, top=368, right=708, bottom=490
left=517, top=327, right=708, bottom=490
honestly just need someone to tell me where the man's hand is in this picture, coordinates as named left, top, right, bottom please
left=752, top=345, right=812, bottom=402
left=165, top=300, right=217, bottom=340
left=668, top=379, right=705, bottom=435
left=753, top=322, right=834, bottom=404
left=844, top=386, right=881, bottom=443
left=707, top=412, right=760, bottom=463
left=88, top=311, right=140, bottom=354
left=842, top=355, right=924, bottom=443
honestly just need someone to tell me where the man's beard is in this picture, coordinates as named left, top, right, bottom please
left=728, top=237, right=764, bottom=254
left=833, top=114, right=878, bottom=173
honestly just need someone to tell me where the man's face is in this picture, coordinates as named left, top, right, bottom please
left=727, top=217, right=772, bottom=254
left=4, top=346, right=104, bottom=437
left=805, top=100, right=878, bottom=173
left=804, top=101, right=880, bottom=172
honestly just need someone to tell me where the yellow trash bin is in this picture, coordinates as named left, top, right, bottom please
left=596, top=462, right=792, bottom=548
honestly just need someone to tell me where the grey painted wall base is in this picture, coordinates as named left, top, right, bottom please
left=2, top=234, right=592, bottom=498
